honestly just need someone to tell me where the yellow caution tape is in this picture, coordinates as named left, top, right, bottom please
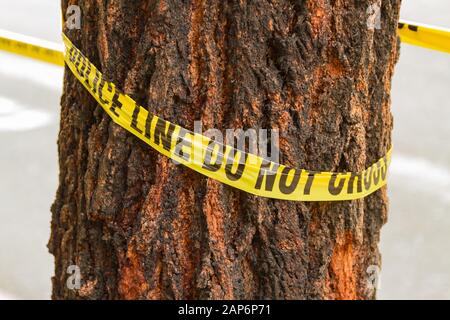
left=0, top=29, right=64, bottom=66
left=2, top=19, right=448, bottom=201
left=398, top=19, right=450, bottom=54
left=62, top=33, right=391, bottom=201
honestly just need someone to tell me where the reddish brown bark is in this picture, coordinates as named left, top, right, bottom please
left=49, top=0, right=401, bottom=299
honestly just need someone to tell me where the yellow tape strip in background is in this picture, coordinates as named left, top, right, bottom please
left=62, top=33, right=391, bottom=201
left=398, top=19, right=450, bottom=54
left=0, top=29, right=64, bottom=66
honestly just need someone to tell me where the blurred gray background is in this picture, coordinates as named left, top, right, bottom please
left=0, top=0, right=449, bottom=299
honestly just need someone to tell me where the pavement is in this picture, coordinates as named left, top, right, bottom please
left=379, top=0, right=450, bottom=299
left=0, top=0, right=449, bottom=299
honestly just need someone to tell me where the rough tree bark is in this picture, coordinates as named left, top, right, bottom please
left=49, top=0, right=400, bottom=299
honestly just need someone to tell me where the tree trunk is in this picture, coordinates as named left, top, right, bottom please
left=49, top=0, right=400, bottom=300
